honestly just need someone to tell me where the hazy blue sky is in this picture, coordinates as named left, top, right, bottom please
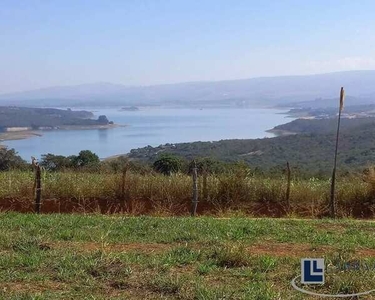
left=1, top=0, right=375, bottom=93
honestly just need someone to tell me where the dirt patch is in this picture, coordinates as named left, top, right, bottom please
left=247, top=242, right=375, bottom=258
left=2, top=197, right=375, bottom=218
left=51, top=241, right=172, bottom=253
left=246, top=243, right=332, bottom=257
left=0, top=281, right=66, bottom=293
left=47, top=241, right=375, bottom=258
left=314, top=223, right=347, bottom=233
left=355, top=248, right=375, bottom=257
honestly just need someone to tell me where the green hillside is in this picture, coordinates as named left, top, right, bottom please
left=128, top=118, right=375, bottom=176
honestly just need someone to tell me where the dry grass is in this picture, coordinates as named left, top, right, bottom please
left=0, top=170, right=374, bottom=217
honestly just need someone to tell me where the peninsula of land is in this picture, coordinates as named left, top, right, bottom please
left=0, top=107, right=118, bottom=142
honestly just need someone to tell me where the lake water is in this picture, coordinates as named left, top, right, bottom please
left=4, top=107, right=292, bottom=160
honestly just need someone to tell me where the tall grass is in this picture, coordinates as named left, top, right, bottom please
left=0, top=170, right=373, bottom=217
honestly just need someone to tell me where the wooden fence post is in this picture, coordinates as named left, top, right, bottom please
left=286, top=161, right=291, bottom=213
left=191, top=161, right=199, bottom=216
left=330, top=87, right=345, bottom=218
left=32, top=157, right=42, bottom=214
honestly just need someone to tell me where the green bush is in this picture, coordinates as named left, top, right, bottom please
left=153, top=154, right=184, bottom=176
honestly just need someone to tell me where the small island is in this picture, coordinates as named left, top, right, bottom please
left=120, top=106, right=139, bottom=111
left=0, top=107, right=117, bottom=141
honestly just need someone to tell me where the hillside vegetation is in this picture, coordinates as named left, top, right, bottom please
left=270, top=117, right=375, bottom=135
left=0, top=107, right=111, bottom=129
left=128, top=120, right=375, bottom=176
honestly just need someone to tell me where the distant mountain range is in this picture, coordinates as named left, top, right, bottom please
left=1, top=70, right=375, bottom=108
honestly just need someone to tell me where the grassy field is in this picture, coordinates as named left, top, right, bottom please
left=1, top=214, right=375, bottom=299
left=0, top=170, right=374, bottom=217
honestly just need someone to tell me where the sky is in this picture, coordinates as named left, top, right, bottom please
left=1, top=0, right=375, bottom=94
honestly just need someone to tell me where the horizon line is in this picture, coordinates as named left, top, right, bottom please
left=1, top=69, right=375, bottom=96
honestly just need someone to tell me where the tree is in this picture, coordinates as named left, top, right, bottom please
left=0, top=148, right=27, bottom=170
left=72, top=150, right=100, bottom=167
left=188, top=157, right=226, bottom=175
left=106, top=156, right=129, bottom=173
left=40, top=153, right=72, bottom=171
left=97, top=115, right=109, bottom=125
left=153, top=154, right=183, bottom=175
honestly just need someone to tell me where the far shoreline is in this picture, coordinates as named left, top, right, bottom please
left=265, top=128, right=298, bottom=137
left=0, top=124, right=125, bottom=144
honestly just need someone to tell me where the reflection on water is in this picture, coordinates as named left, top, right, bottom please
left=4, top=107, right=293, bottom=160
left=97, top=129, right=108, bottom=142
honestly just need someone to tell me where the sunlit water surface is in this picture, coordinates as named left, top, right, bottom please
left=4, top=107, right=292, bottom=160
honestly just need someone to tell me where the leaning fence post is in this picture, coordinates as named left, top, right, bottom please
left=330, top=87, right=345, bottom=218
left=191, top=160, right=199, bottom=216
left=32, top=157, right=42, bottom=214
left=286, top=161, right=291, bottom=213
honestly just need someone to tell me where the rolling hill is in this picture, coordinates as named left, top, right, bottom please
left=1, top=70, right=375, bottom=107
left=127, top=117, right=375, bottom=176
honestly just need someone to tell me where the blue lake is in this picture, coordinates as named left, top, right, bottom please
left=4, top=107, right=292, bottom=160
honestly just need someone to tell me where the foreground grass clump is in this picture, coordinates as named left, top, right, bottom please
left=0, top=170, right=374, bottom=217
left=0, top=214, right=375, bottom=298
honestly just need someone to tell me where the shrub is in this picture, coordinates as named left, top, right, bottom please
left=71, top=150, right=100, bottom=168
left=41, top=153, right=72, bottom=171
left=153, top=154, right=183, bottom=176
left=0, top=148, right=27, bottom=171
